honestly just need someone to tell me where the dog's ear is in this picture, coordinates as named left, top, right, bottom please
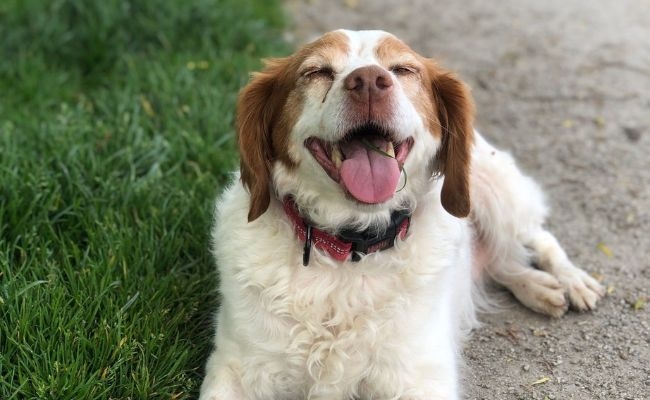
left=237, top=57, right=293, bottom=222
left=426, top=61, right=475, bottom=218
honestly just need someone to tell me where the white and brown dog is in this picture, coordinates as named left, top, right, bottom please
left=200, top=30, right=604, bottom=400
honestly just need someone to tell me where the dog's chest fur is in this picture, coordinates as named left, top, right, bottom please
left=213, top=183, right=469, bottom=394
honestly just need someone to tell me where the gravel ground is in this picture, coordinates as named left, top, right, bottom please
left=283, top=1, right=649, bottom=398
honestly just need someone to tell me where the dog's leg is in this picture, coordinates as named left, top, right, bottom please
left=471, top=132, right=604, bottom=317
left=358, top=305, right=462, bottom=400
left=199, top=352, right=244, bottom=400
left=484, top=241, right=570, bottom=318
left=525, top=229, right=605, bottom=311
left=360, top=360, right=459, bottom=400
left=200, top=345, right=304, bottom=400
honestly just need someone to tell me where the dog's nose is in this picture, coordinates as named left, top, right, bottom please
left=344, top=66, right=393, bottom=103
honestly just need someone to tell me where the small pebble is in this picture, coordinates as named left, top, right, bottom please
left=622, top=126, right=642, bottom=142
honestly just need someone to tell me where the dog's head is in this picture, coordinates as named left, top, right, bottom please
left=237, top=30, right=474, bottom=228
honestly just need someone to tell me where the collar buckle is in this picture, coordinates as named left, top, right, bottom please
left=337, top=209, right=411, bottom=262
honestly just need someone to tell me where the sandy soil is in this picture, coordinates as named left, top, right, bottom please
left=282, top=0, right=650, bottom=398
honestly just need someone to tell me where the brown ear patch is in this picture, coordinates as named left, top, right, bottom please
left=425, top=61, right=475, bottom=218
left=237, top=31, right=350, bottom=222
left=237, top=57, right=297, bottom=222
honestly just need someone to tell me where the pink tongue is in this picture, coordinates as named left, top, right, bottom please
left=339, top=138, right=401, bottom=204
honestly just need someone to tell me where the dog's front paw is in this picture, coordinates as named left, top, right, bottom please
left=555, top=266, right=605, bottom=311
left=507, top=269, right=569, bottom=318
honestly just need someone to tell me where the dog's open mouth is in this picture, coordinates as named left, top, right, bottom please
left=305, top=123, right=414, bottom=204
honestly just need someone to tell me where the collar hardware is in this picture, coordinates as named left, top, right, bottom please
left=338, top=208, right=411, bottom=262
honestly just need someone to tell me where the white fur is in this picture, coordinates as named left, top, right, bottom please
left=469, top=134, right=604, bottom=317
left=200, top=30, right=604, bottom=400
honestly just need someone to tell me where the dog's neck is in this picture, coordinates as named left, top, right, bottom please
left=282, top=197, right=411, bottom=266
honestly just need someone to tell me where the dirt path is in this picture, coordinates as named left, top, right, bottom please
left=283, top=0, right=650, bottom=398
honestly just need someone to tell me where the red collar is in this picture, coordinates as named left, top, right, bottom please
left=282, top=198, right=411, bottom=266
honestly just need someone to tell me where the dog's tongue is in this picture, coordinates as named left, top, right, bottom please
left=339, top=137, right=400, bottom=204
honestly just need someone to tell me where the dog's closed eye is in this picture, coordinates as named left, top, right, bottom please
left=302, top=66, right=335, bottom=81
left=389, top=64, right=418, bottom=76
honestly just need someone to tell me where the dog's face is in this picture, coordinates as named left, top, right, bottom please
left=237, top=30, right=474, bottom=227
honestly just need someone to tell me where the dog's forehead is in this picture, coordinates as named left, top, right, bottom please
left=342, top=30, right=417, bottom=67
left=301, top=30, right=417, bottom=70
left=341, top=29, right=391, bottom=60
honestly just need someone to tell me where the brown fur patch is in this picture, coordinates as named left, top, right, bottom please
left=237, top=31, right=350, bottom=221
left=423, top=59, right=475, bottom=218
left=375, top=35, right=416, bottom=64
left=297, top=30, right=350, bottom=71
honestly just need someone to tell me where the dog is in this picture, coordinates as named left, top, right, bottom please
left=199, top=29, right=604, bottom=400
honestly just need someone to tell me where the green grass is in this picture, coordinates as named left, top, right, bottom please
left=0, top=0, right=288, bottom=398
